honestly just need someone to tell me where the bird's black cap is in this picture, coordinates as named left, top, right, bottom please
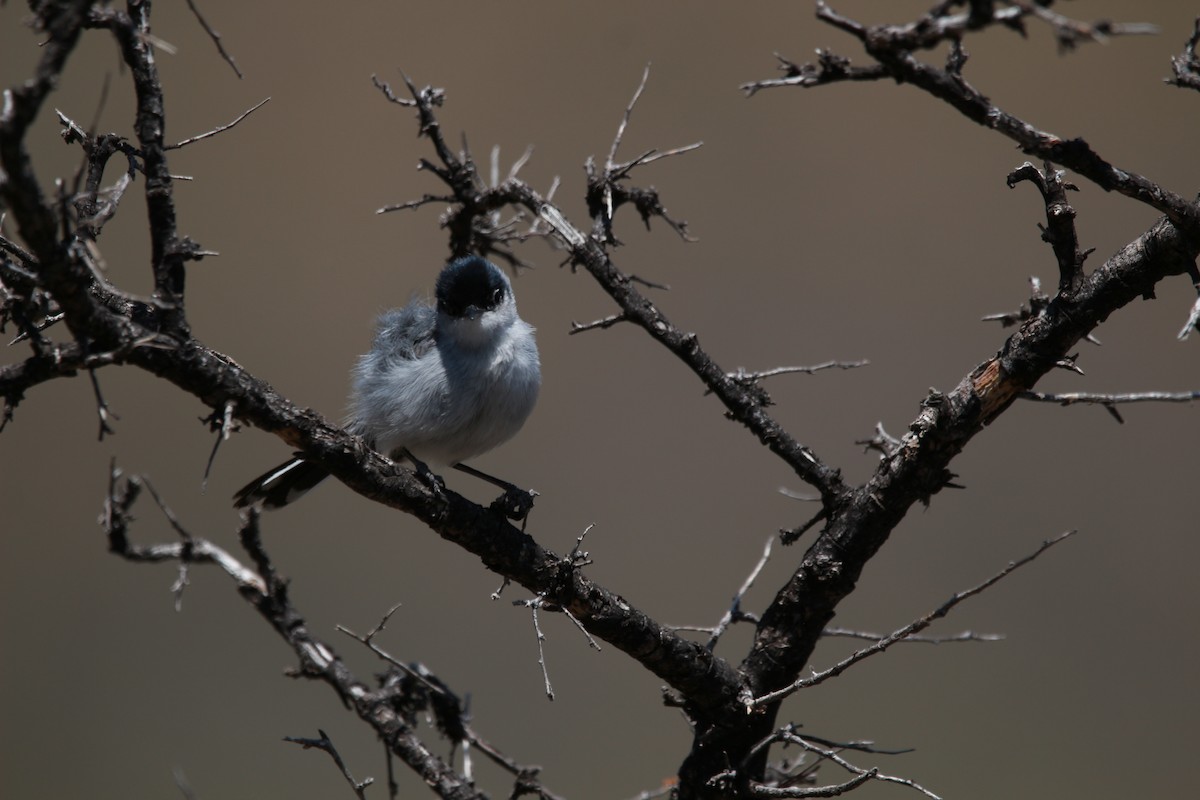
left=436, top=256, right=508, bottom=318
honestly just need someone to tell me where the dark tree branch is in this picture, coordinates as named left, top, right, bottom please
left=1167, top=17, right=1200, bottom=91
left=5, top=4, right=1197, bottom=799
left=87, top=3, right=193, bottom=335
left=1006, top=161, right=1090, bottom=296
left=384, top=74, right=849, bottom=509
left=745, top=3, right=1199, bottom=233
left=105, top=468, right=491, bottom=800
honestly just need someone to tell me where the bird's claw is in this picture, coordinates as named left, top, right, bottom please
left=490, top=486, right=538, bottom=521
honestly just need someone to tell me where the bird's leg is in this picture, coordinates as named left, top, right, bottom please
left=453, top=462, right=538, bottom=522
left=400, top=448, right=446, bottom=497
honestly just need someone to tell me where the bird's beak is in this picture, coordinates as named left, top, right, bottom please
left=463, top=305, right=482, bottom=320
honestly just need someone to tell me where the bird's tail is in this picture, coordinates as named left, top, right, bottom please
left=233, top=456, right=330, bottom=509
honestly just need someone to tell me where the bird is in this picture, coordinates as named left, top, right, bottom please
left=233, top=255, right=540, bottom=516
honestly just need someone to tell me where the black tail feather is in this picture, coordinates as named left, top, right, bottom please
left=233, top=456, right=330, bottom=509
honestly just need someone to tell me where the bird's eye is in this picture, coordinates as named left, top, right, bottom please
left=490, top=287, right=504, bottom=307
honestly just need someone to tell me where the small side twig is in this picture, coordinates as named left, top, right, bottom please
left=822, top=627, right=1003, bottom=644
left=726, top=360, right=869, bottom=387
left=1177, top=290, right=1200, bottom=341
left=522, top=598, right=554, bottom=700
left=705, top=536, right=773, bottom=651
left=569, top=312, right=629, bottom=334
left=1007, top=161, right=1091, bottom=296
left=87, top=366, right=118, bottom=440
left=1021, top=388, right=1199, bottom=424
left=184, top=0, right=243, bottom=78
left=855, top=422, right=903, bottom=458
left=337, top=603, right=448, bottom=696
left=749, top=727, right=941, bottom=800
left=1167, top=17, right=1200, bottom=91
left=750, top=531, right=1076, bottom=707
left=167, top=97, right=269, bottom=149
left=200, top=400, right=238, bottom=489
left=284, top=729, right=373, bottom=800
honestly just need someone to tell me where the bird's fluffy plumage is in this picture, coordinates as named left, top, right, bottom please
left=234, top=256, right=539, bottom=509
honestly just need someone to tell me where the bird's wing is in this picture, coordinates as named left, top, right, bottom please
left=372, top=303, right=437, bottom=362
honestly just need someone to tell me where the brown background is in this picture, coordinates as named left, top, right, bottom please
left=2, top=2, right=1198, bottom=798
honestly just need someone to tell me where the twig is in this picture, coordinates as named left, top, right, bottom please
left=87, top=366, right=118, bottom=439
left=1167, top=17, right=1200, bottom=92
left=750, top=728, right=941, bottom=800
left=284, top=729, right=373, bottom=800
left=201, top=400, right=237, bottom=490
left=750, top=531, right=1076, bottom=707
left=337, top=604, right=448, bottom=696
left=569, top=313, right=628, bottom=334
left=524, top=599, right=554, bottom=700
left=167, top=97, right=269, bottom=149
left=705, top=536, right=773, bottom=651
left=1178, top=291, right=1200, bottom=340
left=1021, top=388, right=1198, bottom=424
left=104, top=467, right=267, bottom=596
left=747, top=3, right=1199, bottom=231
left=854, top=422, right=903, bottom=458
left=1022, top=389, right=1199, bottom=406
left=725, top=360, right=869, bottom=387
left=1006, top=161, right=1089, bottom=295
left=184, top=0, right=243, bottom=79
left=822, top=627, right=1002, bottom=644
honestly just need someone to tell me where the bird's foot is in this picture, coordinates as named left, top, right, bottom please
left=490, top=485, right=538, bottom=522
left=403, top=449, right=446, bottom=497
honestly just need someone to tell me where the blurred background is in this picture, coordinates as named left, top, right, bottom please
left=2, top=2, right=1198, bottom=798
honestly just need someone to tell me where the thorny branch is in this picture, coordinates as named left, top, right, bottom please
left=3, top=2, right=1198, bottom=799
left=106, top=465, right=565, bottom=800
left=744, top=2, right=1199, bottom=233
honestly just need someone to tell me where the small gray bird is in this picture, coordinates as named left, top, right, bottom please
left=234, top=256, right=540, bottom=514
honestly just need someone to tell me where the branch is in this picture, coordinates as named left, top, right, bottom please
left=1167, top=17, right=1200, bottom=91
left=283, top=730, right=373, bottom=800
left=750, top=531, right=1075, bottom=707
left=184, top=0, right=243, bottom=79
left=1021, top=388, right=1199, bottom=423
left=1007, top=161, right=1090, bottom=295
left=382, top=71, right=849, bottom=507
left=89, top=4, right=194, bottom=334
left=104, top=467, right=489, bottom=800
left=747, top=3, right=1199, bottom=232
left=746, top=726, right=940, bottom=800
left=166, top=97, right=269, bottom=149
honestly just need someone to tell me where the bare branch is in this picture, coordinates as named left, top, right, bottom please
left=284, top=730, right=373, bottom=800
left=569, top=312, right=629, bottom=334
left=184, top=0, right=243, bottom=79
left=748, top=3, right=1199, bottom=231
left=1022, top=388, right=1199, bottom=424
left=755, top=730, right=940, bottom=799
left=521, top=598, right=555, bottom=700
left=750, top=531, right=1076, bottom=707
left=822, top=627, right=1002, bottom=644
left=706, top=537, right=773, bottom=651
left=1007, top=161, right=1087, bottom=295
left=854, top=422, right=902, bottom=459
left=167, top=97, right=269, bottom=149
left=1178, top=291, right=1200, bottom=340
left=384, top=75, right=846, bottom=507
left=1167, top=17, right=1200, bottom=91
left=726, top=360, right=869, bottom=386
